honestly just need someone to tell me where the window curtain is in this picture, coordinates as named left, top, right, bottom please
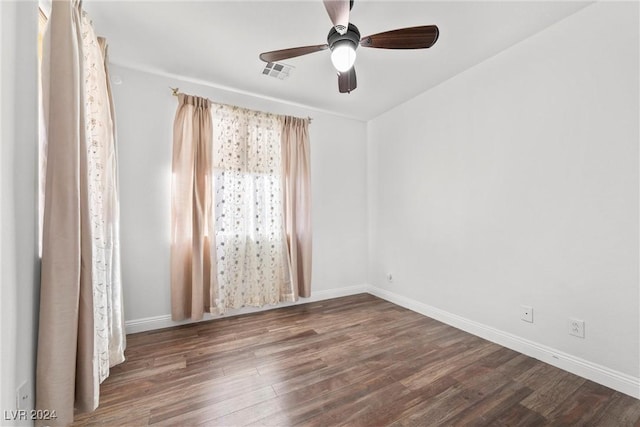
left=281, top=117, right=312, bottom=298
left=211, top=105, right=295, bottom=312
left=96, top=36, right=126, bottom=371
left=171, top=94, right=215, bottom=321
left=171, top=101, right=311, bottom=318
left=36, top=2, right=125, bottom=425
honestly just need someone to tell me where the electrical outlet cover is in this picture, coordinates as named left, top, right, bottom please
left=569, top=318, right=585, bottom=338
left=16, top=381, right=31, bottom=410
left=520, top=305, right=533, bottom=323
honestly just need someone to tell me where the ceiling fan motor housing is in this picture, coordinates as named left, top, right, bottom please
left=328, top=23, right=361, bottom=52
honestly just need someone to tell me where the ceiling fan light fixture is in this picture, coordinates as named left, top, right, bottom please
left=330, top=40, right=357, bottom=72
left=257, top=2, right=439, bottom=94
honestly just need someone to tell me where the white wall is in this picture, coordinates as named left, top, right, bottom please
left=108, top=64, right=368, bottom=327
left=368, top=0, right=639, bottom=384
left=0, top=0, right=39, bottom=422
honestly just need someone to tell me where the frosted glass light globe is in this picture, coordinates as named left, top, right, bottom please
left=330, top=42, right=357, bottom=72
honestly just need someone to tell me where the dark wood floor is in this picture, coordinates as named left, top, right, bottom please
left=72, top=294, right=640, bottom=426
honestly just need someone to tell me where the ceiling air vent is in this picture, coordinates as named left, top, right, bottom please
left=262, top=62, right=293, bottom=80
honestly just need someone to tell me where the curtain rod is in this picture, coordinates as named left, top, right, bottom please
left=170, top=87, right=313, bottom=123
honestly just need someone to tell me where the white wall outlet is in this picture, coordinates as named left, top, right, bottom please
left=569, top=318, right=585, bottom=338
left=386, top=273, right=393, bottom=283
left=520, top=305, right=533, bottom=323
left=16, top=380, right=31, bottom=410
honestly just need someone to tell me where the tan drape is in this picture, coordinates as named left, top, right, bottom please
left=37, top=2, right=125, bottom=425
left=171, top=94, right=215, bottom=320
left=37, top=2, right=93, bottom=424
left=281, top=117, right=312, bottom=297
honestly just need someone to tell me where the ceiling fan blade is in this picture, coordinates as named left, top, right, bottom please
left=259, top=44, right=328, bottom=63
left=323, top=0, right=350, bottom=35
left=338, top=67, right=357, bottom=93
left=360, top=25, right=439, bottom=49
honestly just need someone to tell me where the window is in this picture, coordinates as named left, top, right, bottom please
left=171, top=96, right=311, bottom=320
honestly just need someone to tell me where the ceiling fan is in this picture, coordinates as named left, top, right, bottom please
left=258, top=0, right=439, bottom=94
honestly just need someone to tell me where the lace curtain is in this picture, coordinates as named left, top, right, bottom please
left=211, top=105, right=295, bottom=312
left=81, top=11, right=125, bottom=382
left=37, top=2, right=125, bottom=425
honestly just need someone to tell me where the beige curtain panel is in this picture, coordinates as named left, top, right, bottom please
left=37, top=2, right=125, bottom=425
left=171, top=94, right=216, bottom=321
left=281, top=117, right=313, bottom=298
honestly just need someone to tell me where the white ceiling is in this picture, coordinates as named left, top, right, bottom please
left=82, top=1, right=590, bottom=121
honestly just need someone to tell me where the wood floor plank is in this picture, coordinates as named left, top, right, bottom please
left=70, top=294, right=640, bottom=426
left=333, top=375, right=459, bottom=426
left=491, top=403, right=548, bottom=426
left=205, top=396, right=285, bottom=426
left=399, top=340, right=498, bottom=390
left=389, top=382, right=483, bottom=426
left=520, top=370, right=587, bottom=417
left=150, top=385, right=277, bottom=426
left=442, top=380, right=533, bottom=425
left=546, top=380, right=615, bottom=425
left=256, top=370, right=399, bottom=426
left=584, top=392, right=640, bottom=426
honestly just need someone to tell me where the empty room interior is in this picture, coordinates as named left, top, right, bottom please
left=1, top=0, right=639, bottom=425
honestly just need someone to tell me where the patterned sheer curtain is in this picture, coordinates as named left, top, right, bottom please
left=211, top=105, right=295, bottom=312
left=37, top=2, right=125, bottom=425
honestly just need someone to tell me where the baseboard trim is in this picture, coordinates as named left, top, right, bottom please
left=367, top=285, right=640, bottom=399
left=124, top=284, right=369, bottom=335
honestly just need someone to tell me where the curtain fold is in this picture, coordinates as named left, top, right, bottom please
left=37, top=2, right=125, bottom=425
left=281, top=117, right=312, bottom=298
left=171, top=94, right=215, bottom=321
